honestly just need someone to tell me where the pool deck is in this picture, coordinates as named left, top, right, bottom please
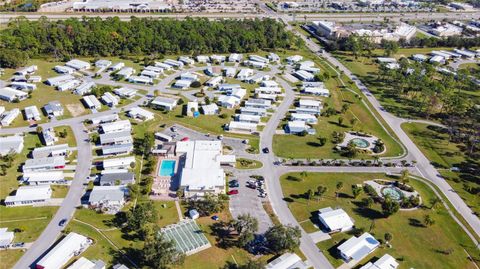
left=151, top=156, right=181, bottom=200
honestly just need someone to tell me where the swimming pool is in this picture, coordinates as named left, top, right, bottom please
left=159, top=160, right=176, bottom=177
left=351, top=138, right=370, bottom=149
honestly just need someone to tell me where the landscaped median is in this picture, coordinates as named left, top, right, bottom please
left=280, top=172, right=480, bottom=268
left=236, top=158, right=263, bottom=170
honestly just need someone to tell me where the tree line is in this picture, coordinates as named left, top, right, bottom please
left=0, top=16, right=297, bottom=68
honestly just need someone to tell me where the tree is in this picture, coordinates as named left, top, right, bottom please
left=143, top=231, right=185, bottom=269
left=350, top=118, right=358, bottom=129
left=352, top=185, right=363, bottom=199
left=429, top=197, right=441, bottom=210
left=316, top=185, right=327, bottom=202
left=318, top=136, right=327, bottom=146
left=343, top=141, right=359, bottom=158
left=264, top=224, right=301, bottom=254
left=341, top=104, right=349, bottom=114
left=338, top=116, right=344, bottom=126
left=362, top=197, right=374, bottom=208
left=335, top=181, right=343, bottom=198
left=125, top=201, right=158, bottom=239
left=384, top=232, right=393, bottom=243
left=424, top=214, right=435, bottom=227
left=300, top=171, right=308, bottom=181
left=128, top=183, right=140, bottom=200
left=191, top=81, right=201, bottom=88
left=36, top=126, right=43, bottom=134
left=400, top=169, right=410, bottom=185
left=232, top=214, right=259, bottom=247
left=305, top=189, right=314, bottom=204
left=222, top=260, right=265, bottom=269
left=188, top=193, right=228, bottom=216
left=382, top=197, right=400, bottom=218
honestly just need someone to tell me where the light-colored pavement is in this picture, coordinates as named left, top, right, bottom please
left=13, top=122, right=92, bottom=269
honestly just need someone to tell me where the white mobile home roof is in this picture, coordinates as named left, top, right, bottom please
left=100, top=120, right=131, bottom=134
left=0, top=87, right=28, bottom=102
left=36, top=232, right=90, bottom=269
left=103, top=156, right=136, bottom=169
left=57, top=79, right=81, bottom=92
left=109, top=62, right=125, bottom=71
left=201, top=103, right=219, bottom=115
left=102, top=92, right=120, bottom=106
left=74, top=81, right=96, bottom=95
left=66, top=59, right=91, bottom=70
left=164, top=59, right=184, bottom=67
left=338, top=232, right=379, bottom=261
left=90, top=114, right=119, bottom=124
left=128, top=75, right=153, bottom=84
left=249, top=55, right=269, bottom=63
left=255, top=87, right=282, bottom=94
left=0, top=135, right=24, bottom=155
left=32, top=144, right=69, bottom=159
left=54, top=65, right=76, bottom=74
left=265, top=252, right=308, bottom=269
left=116, top=67, right=135, bottom=78
left=359, top=254, right=399, bottom=269
left=318, top=207, right=354, bottom=232
left=228, top=121, right=257, bottom=132
left=5, top=185, right=51, bottom=204
left=102, top=143, right=133, bottom=155
left=287, top=55, right=303, bottom=63
left=236, top=114, right=261, bottom=123
left=22, top=171, right=65, bottom=184
left=291, top=113, right=317, bottom=123
left=128, top=107, right=154, bottom=121
left=24, top=105, right=41, bottom=120
left=174, top=79, right=192, bottom=88
left=141, top=69, right=160, bottom=78
left=83, top=95, right=102, bottom=109
left=114, top=87, right=137, bottom=97
left=46, top=74, right=75, bottom=86
left=95, top=59, right=112, bottom=68
left=294, top=70, right=315, bottom=81
left=151, top=97, right=177, bottom=108
left=299, top=99, right=321, bottom=107
left=23, top=156, right=66, bottom=171
left=0, top=108, right=20, bottom=126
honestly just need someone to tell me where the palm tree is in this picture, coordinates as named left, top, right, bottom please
left=424, top=214, right=435, bottom=227
left=316, top=186, right=327, bottom=202
left=400, top=169, right=410, bottom=186
left=300, top=171, right=308, bottom=181
left=335, top=181, right=344, bottom=199
left=305, top=189, right=314, bottom=205
left=429, top=197, right=441, bottom=210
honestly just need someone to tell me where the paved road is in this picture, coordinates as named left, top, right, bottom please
left=1, top=11, right=479, bottom=23
left=13, top=122, right=92, bottom=269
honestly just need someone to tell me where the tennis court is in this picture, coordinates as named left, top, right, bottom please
left=161, top=220, right=211, bottom=255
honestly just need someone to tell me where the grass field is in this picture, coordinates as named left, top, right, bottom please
left=280, top=172, right=480, bottom=269
left=0, top=206, right=59, bottom=269
left=235, top=158, right=263, bottom=169
left=272, top=49, right=403, bottom=159
left=0, top=133, right=40, bottom=199
left=402, top=122, right=480, bottom=216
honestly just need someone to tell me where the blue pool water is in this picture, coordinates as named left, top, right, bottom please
left=159, top=160, right=176, bottom=176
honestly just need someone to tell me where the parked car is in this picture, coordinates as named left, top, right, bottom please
left=228, top=190, right=239, bottom=195
left=262, top=147, right=269, bottom=153
left=181, top=137, right=189, bottom=142
left=59, top=218, right=67, bottom=227
left=212, top=215, right=219, bottom=221
left=229, top=181, right=239, bottom=188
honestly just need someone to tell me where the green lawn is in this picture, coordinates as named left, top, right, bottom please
left=402, top=122, right=480, bottom=216
left=272, top=49, right=403, bottom=159
left=53, top=125, right=77, bottom=147
left=0, top=133, right=40, bottom=199
left=235, top=158, right=263, bottom=170
left=0, top=250, right=24, bottom=269
left=153, top=201, right=180, bottom=227
left=51, top=185, right=69, bottom=198
left=280, top=172, right=480, bottom=269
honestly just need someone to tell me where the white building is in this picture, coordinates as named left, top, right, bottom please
left=128, top=75, right=153, bottom=85
left=318, top=207, right=354, bottom=232
left=14, top=65, right=37, bottom=76
left=44, top=101, right=64, bottom=117
left=89, top=186, right=127, bottom=213
left=67, top=257, right=106, bottom=269
left=174, top=79, right=192, bottom=89
left=83, top=95, right=102, bottom=109
left=155, top=62, right=173, bottom=71
left=36, top=232, right=91, bottom=269
left=249, top=55, right=269, bottom=64
left=196, top=55, right=210, bottom=63
left=54, top=65, right=76, bottom=74
left=236, top=69, right=254, bottom=80
left=57, top=79, right=81, bottom=92
left=0, top=108, right=20, bottom=126
left=302, top=86, right=330, bottom=97
left=223, top=67, right=237, bottom=78
left=128, top=107, right=154, bottom=121
left=206, top=76, right=223, bottom=87
left=412, top=54, right=428, bottom=62
left=101, top=143, right=133, bottom=156
left=42, top=127, right=58, bottom=146
left=294, top=70, right=315, bottom=81
left=102, top=92, right=120, bottom=107
left=244, top=60, right=267, bottom=69
left=0, top=228, right=14, bottom=248
left=228, top=53, right=243, bottom=62
left=297, top=99, right=322, bottom=115
left=227, top=121, right=257, bottom=133
left=74, top=81, right=96, bottom=95
left=179, top=56, right=195, bottom=65
left=0, top=135, right=24, bottom=155
left=210, top=55, right=226, bottom=63
left=240, top=106, right=267, bottom=116
left=115, top=67, right=135, bottom=79
left=23, top=156, right=66, bottom=172
left=186, top=101, right=199, bottom=117
left=164, top=59, right=184, bottom=68
left=286, top=55, right=304, bottom=64
left=236, top=114, right=261, bottom=123
left=46, top=74, right=75, bottom=87
left=66, top=59, right=91, bottom=70
left=141, top=69, right=160, bottom=79
left=201, top=103, right=219, bottom=115
left=4, top=185, right=52, bottom=207
left=22, top=171, right=66, bottom=185
left=244, top=98, right=272, bottom=109
left=151, top=97, right=178, bottom=111
left=337, top=233, right=380, bottom=262
left=11, top=81, right=36, bottom=91
left=291, top=113, right=318, bottom=124
left=100, top=120, right=131, bottom=134
left=286, top=120, right=308, bottom=134
left=108, top=62, right=125, bottom=72
left=176, top=140, right=233, bottom=198
left=95, top=59, right=112, bottom=68
left=102, top=156, right=136, bottom=170
left=265, top=253, right=308, bottom=269
left=32, top=144, right=70, bottom=159
left=24, top=105, right=41, bottom=121
left=218, top=95, right=239, bottom=109
left=0, top=87, right=28, bottom=102
left=359, top=254, right=399, bottom=269
left=90, top=114, right=119, bottom=125
left=100, top=131, right=132, bottom=146
left=114, top=87, right=137, bottom=98
left=268, top=52, right=281, bottom=63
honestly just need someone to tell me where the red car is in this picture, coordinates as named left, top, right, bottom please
left=227, top=190, right=239, bottom=195
left=181, top=137, right=189, bottom=142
